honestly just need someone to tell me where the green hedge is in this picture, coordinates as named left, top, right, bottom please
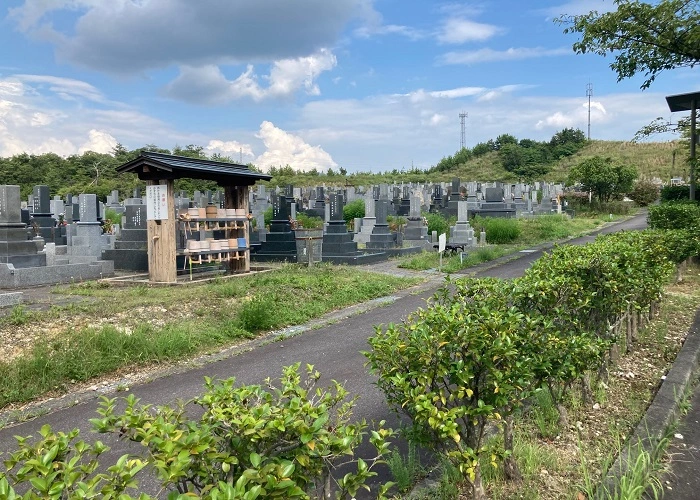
left=648, top=202, right=700, bottom=231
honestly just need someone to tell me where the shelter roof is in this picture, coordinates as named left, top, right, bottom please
left=116, top=152, right=271, bottom=185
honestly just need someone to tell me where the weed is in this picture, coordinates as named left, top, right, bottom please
left=530, top=389, right=560, bottom=440
left=386, top=442, right=425, bottom=493
left=7, top=305, right=32, bottom=326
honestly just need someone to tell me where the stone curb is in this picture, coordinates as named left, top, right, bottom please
left=0, top=292, right=22, bottom=308
left=599, top=305, right=700, bottom=497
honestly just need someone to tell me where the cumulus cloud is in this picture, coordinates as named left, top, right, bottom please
left=439, top=46, right=571, bottom=65
left=205, top=140, right=255, bottom=159
left=164, top=50, right=337, bottom=104
left=254, top=121, right=337, bottom=172
left=436, top=18, right=503, bottom=44
left=9, top=0, right=370, bottom=74
left=79, top=129, right=118, bottom=154
left=536, top=100, right=608, bottom=130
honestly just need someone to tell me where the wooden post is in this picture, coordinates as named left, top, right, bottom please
left=147, top=178, right=177, bottom=283
left=225, top=184, right=250, bottom=273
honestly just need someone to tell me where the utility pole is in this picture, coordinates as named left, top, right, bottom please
left=586, top=82, right=593, bottom=140
left=459, top=111, right=468, bottom=150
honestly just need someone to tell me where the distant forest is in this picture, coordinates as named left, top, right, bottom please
left=0, top=129, right=589, bottom=200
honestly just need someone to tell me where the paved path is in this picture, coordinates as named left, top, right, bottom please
left=0, top=214, right=650, bottom=496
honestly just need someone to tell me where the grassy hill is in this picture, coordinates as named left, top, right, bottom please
left=446, top=140, right=684, bottom=185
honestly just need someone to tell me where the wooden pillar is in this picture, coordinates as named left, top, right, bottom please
left=225, top=184, right=250, bottom=273
left=147, top=178, right=177, bottom=283
left=690, top=98, right=696, bottom=202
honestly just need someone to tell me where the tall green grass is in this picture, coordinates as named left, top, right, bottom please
left=0, top=266, right=417, bottom=409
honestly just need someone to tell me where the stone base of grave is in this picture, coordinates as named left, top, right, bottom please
left=322, top=251, right=388, bottom=266
left=0, top=260, right=114, bottom=289
left=0, top=292, right=22, bottom=308
left=353, top=217, right=376, bottom=244
left=366, top=226, right=395, bottom=250
left=373, top=246, right=423, bottom=258
left=470, top=208, right=516, bottom=218
left=68, top=224, right=113, bottom=263
left=101, top=227, right=148, bottom=271
left=102, top=248, right=148, bottom=271
left=449, top=222, right=475, bottom=246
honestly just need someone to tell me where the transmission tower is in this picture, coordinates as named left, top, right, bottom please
left=586, top=82, right=593, bottom=140
left=459, top=111, right=468, bottom=150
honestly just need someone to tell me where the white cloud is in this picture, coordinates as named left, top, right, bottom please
left=79, top=129, right=117, bottom=154
left=436, top=18, right=503, bottom=44
left=354, top=23, right=425, bottom=40
left=10, top=0, right=370, bottom=74
left=15, top=74, right=106, bottom=103
left=164, top=50, right=337, bottom=104
left=535, top=99, right=607, bottom=130
left=254, top=121, right=337, bottom=172
left=430, top=86, right=486, bottom=99
left=205, top=140, right=255, bottom=159
left=439, top=46, right=572, bottom=65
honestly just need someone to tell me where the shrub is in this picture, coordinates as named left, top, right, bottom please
left=648, top=202, right=700, bottom=231
left=423, top=212, right=450, bottom=237
left=236, top=294, right=278, bottom=332
left=366, top=278, right=559, bottom=496
left=628, top=179, right=660, bottom=206
left=296, top=212, right=324, bottom=229
left=2, top=366, right=395, bottom=499
left=343, top=198, right=365, bottom=223
left=660, top=185, right=691, bottom=202
left=472, top=217, right=521, bottom=244
left=92, top=364, right=395, bottom=499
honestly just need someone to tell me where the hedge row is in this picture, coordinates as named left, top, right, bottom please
left=366, top=229, right=695, bottom=498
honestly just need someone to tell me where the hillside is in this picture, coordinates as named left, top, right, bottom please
left=446, top=140, right=683, bottom=185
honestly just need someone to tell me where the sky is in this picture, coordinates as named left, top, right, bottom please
left=0, top=0, right=697, bottom=173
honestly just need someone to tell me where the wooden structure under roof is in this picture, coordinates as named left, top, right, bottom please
left=116, top=152, right=271, bottom=283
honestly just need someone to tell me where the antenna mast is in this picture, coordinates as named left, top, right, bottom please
left=459, top=111, right=468, bottom=150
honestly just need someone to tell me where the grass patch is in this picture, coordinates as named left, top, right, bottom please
left=397, top=214, right=606, bottom=273
left=0, top=265, right=418, bottom=409
left=398, top=246, right=517, bottom=273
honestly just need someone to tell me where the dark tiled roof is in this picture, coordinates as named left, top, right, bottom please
left=666, top=91, right=700, bottom=112
left=117, top=152, right=271, bottom=183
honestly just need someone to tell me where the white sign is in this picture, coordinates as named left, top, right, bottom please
left=438, top=233, right=446, bottom=253
left=146, top=184, right=169, bottom=220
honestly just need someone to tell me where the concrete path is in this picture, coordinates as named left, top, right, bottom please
left=0, top=213, right=656, bottom=496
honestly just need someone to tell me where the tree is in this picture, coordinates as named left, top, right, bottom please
left=558, top=0, right=700, bottom=90
left=569, top=156, right=638, bottom=202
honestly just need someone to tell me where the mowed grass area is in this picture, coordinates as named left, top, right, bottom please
left=0, top=265, right=420, bottom=410
left=399, top=214, right=610, bottom=273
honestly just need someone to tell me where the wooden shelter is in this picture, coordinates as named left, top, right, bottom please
left=666, top=91, right=700, bottom=201
left=116, top=152, right=271, bottom=283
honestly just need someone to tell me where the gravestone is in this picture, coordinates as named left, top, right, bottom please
left=404, top=192, right=428, bottom=244
left=366, top=200, right=395, bottom=250
left=102, top=204, right=148, bottom=271
left=354, top=192, right=376, bottom=244
left=449, top=201, right=475, bottom=246
left=30, top=185, right=58, bottom=243
left=69, top=194, right=112, bottom=263
left=251, top=193, right=297, bottom=262
left=0, top=185, right=47, bottom=268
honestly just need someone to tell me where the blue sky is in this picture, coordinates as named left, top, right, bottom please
left=0, top=0, right=697, bottom=172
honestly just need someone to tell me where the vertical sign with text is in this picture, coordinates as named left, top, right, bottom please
left=146, top=184, right=169, bottom=220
